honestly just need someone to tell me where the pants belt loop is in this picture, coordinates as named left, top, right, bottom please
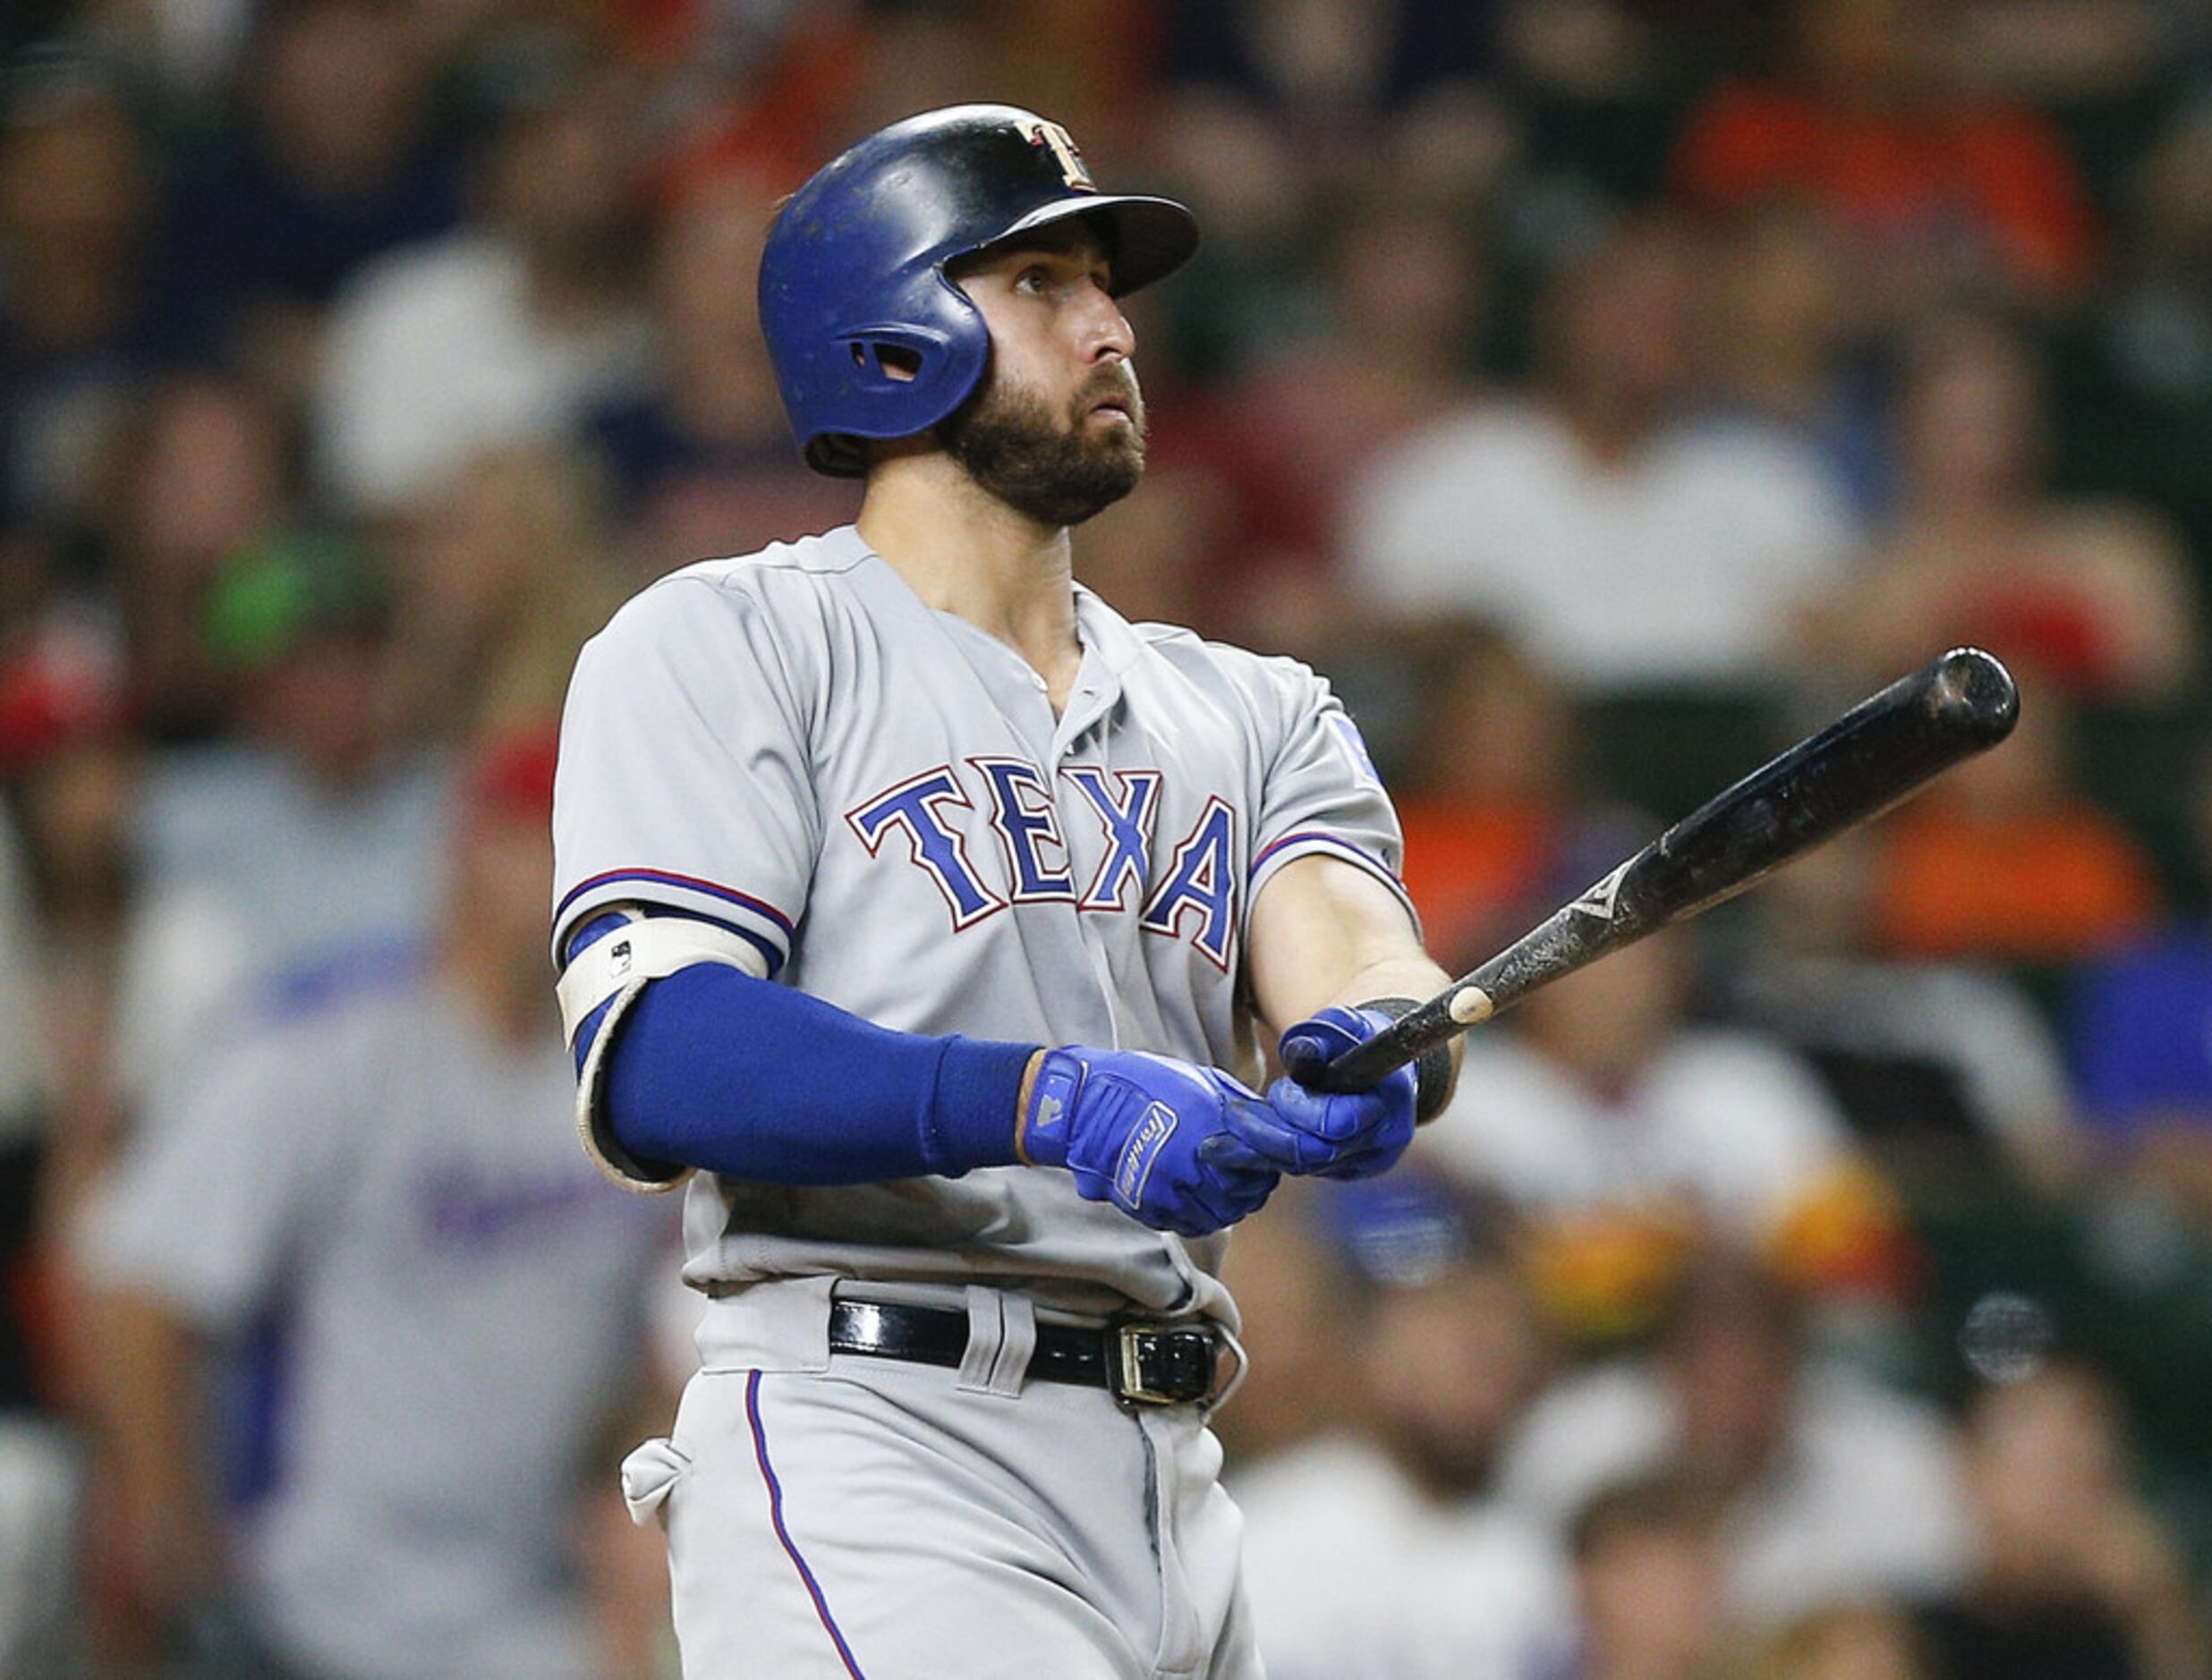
left=955, top=1285, right=1008, bottom=1396
left=950, top=1286, right=1038, bottom=1399
left=990, top=1294, right=1038, bottom=1397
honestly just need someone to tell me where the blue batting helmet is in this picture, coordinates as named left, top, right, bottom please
left=758, top=104, right=1200, bottom=478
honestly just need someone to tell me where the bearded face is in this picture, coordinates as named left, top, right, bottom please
left=942, top=361, right=1148, bottom=529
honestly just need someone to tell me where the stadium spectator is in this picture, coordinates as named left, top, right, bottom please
left=90, top=371, right=298, bottom=746
left=583, top=173, right=856, bottom=579
left=311, top=38, right=651, bottom=519
left=105, top=530, right=454, bottom=1117
left=151, top=0, right=464, bottom=389
left=1068, top=448, right=1235, bottom=637
left=1951, top=0, right=2173, bottom=104
left=1230, top=1172, right=1575, bottom=1680
left=1501, top=1249, right=1974, bottom=1631
left=1161, top=0, right=1503, bottom=123
left=384, top=443, right=629, bottom=741
left=0, top=601, right=133, bottom=1254
left=1158, top=0, right=1509, bottom=202
left=2051, top=100, right=2212, bottom=585
left=70, top=723, right=676, bottom=1676
left=0, top=596, right=127, bottom=930
left=1212, top=1183, right=1366, bottom=1470
left=1744, top=1599, right=1935, bottom=1680
left=2071, top=750, right=2212, bottom=1217
left=0, top=744, right=88, bottom=1673
left=1671, top=0, right=2101, bottom=311
left=1340, top=212, right=1857, bottom=692
left=1387, top=623, right=1617, bottom=974
left=1157, top=187, right=1493, bottom=652
left=1695, top=199, right=1891, bottom=522
left=1913, top=1361, right=2207, bottom=1680
left=1799, top=310, right=2199, bottom=705
left=1553, top=1468, right=1738, bottom=1680
left=1863, top=659, right=2163, bottom=964
left=1153, top=0, right=1510, bottom=386
left=1720, top=827, right=2085, bottom=1190
left=1416, top=922, right=1916, bottom=1339
left=0, top=51, right=160, bottom=541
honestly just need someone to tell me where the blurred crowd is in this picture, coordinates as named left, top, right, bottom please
left=1, top=0, right=2211, bottom=1674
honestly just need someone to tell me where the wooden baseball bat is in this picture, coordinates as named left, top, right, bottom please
left=1306, top=647, right=2021, bottom=1094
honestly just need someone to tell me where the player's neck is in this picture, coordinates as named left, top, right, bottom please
left=857, top=459, right=1082, bottom=692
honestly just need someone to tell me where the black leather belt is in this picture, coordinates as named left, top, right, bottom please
left=828, top=1299, right=1228, bottom=1408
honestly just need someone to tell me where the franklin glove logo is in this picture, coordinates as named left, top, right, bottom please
left=1114, top=1104, right=1178, bottom=1211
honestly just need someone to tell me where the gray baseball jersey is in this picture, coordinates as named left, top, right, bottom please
left=552, top=523, right=1409, bottom=1323
left=75, top=955, right=673, bottom=1679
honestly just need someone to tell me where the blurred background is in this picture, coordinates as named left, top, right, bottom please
left=2, top=0, right=2211, bottom=1675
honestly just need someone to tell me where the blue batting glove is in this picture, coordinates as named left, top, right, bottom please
left=1020, top=1047, right=1281, bottom=1237
left=1238, top=1006, right=1419, bottom=1180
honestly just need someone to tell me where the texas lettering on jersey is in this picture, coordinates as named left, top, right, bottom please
left=846, top=759, right=1238, bottom=970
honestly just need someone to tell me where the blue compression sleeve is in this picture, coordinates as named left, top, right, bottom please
left=602, top=963, right=1038, bottom=1183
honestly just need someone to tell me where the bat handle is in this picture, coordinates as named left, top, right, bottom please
left=1299, top=983, right=1493, bottom=1093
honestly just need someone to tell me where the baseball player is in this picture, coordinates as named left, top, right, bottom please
left=76, top=725, right=675, bottom=1678
left=552, top=105, right=1459, bottom=1678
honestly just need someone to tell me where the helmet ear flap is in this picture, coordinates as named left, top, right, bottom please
left=837, top=324, right=954, bottom=395
left=804, top=321, right=986, bottom=477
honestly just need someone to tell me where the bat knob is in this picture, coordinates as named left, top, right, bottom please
left=1932, top=647, right=2021, bottom=747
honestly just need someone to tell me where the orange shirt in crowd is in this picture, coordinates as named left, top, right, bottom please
left=1870, top=799, right=2160, bottom=962
left=1672, top=81, right=2098, bottom=300
left=1395, top=796, right=1562, bottom=972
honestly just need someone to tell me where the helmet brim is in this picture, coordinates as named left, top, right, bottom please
left=970, top=193, right=1200, bottom=297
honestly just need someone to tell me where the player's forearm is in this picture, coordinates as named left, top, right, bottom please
left=1245, top=855, right=1459, bottom=1086
left=1246, top=855, right=1434, bottom=1028
left=602, top=963, right=1038, bottom=1183
left=1323, top=954, right=1455, bottom=1018
left=600, top=977, right=1288, bottom=1234
left=83, top=1290, right=223, bottom=1632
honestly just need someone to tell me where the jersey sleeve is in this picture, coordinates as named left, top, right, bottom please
left=552, top=572, right=820, bottom=972
left=1242, top=654, right=1417, bottom=923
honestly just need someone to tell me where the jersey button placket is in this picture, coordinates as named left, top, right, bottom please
left=1049, top=667, right=1116, bottom=769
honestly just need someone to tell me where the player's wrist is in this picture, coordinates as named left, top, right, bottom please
left=1015, top=1048, right=1046, bottom=1152
left=1014, top=1047, right=1083, bottom=1168
left=925, top=1035, right=1043, bottom=1175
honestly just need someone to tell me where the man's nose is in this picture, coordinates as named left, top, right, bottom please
left=1079, top=284, right=1136, bottom=362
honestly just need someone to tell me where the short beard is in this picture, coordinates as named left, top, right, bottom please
left=943, top=369, right=1147, bottom=529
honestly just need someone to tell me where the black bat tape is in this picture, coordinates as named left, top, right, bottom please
left=1307, top=648, right=2020, bottom=1095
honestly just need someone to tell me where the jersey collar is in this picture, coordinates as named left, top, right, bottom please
left=1069, top=583, right=1146, bottom=678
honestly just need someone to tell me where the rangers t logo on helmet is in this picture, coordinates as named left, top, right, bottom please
left=1017, top=115, right=1093, bottom=190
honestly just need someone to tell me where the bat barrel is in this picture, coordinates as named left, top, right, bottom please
left=1620, top=645, right=2018, bottom=929
left=1306, top=647, right=2019, bottom=1094
left=1927, top=646, right=2021, bottom=747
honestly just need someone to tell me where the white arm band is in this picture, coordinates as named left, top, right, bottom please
left=557, top=912, right=773, bottom=1194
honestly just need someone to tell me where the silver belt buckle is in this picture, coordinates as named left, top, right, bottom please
left=1111, top=1320, right=1220, bottom=1409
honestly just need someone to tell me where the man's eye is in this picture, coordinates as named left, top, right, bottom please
left=1016, top=267, right=1051, bottom=294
